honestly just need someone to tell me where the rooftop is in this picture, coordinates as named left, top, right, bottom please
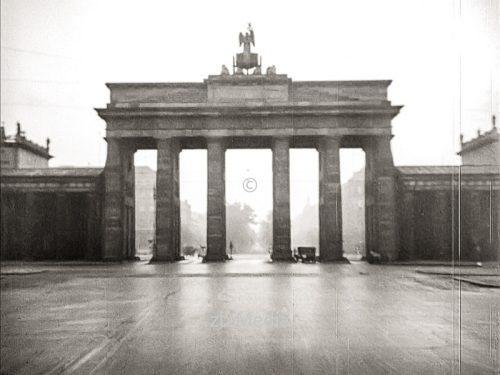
left=458, top=119, right=498, bottom=155
left=0, top=167, right=103, bottom=178
left=1, top=123, right=52, bottom=159
left=397, top=165, right=499, bottom=175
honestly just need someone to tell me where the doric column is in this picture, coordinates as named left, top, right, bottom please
left=364, top=136, right=399, bottom=261
left=206, top=138, right=226, bottom=261
left=272, top=137, right=292, bottom=260
left=364, top=146, right=377, bottom=256
left=122, top=145, right=136, bottom=260
left=103, top=138, right=125, bottom=261
left=124, top=206, right=132, bottom=259
left=318, top=137, right=343, bottom=261
left=154, top=138, right=181, bottom=261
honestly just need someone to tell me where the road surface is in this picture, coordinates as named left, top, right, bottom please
left=1, top=256, right=499, bottom=374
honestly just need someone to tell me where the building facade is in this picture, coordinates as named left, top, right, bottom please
left=458, top=122, right=499, bottom=166
left=1, top=123, right=52, bottom=169
left=397, top=166, right=499, bottom=261
left=1, top=168, right=103, bottom=260
left=341, top=169, right=365, bottom=257
left=135, top=166, right=156, bottom=252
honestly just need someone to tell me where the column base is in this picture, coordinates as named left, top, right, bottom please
left=318, top=256, right=350, bottom=263
left=271, top=251, right=295, bottom=262
left=126, top=255, right=142, bottom=261
left=366, top=251, right=395, bottom=264
left=203, top=255, right=227, bottom=262
left=150, top=255, right=184, bottom=262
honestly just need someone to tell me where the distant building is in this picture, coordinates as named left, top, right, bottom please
left=291, top=199, right=319, bottom=253
left=458, top=117, right=499, bottom=166
left=181, top=199, right=206, bottom=251
left=341, top=169, right=365, bottom=256
left=135, top=166, right=156, bottom=252
left=1, top=123, right=52, bottom=170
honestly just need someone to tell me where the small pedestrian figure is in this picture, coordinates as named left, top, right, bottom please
left=229, top=241, right=234, bottom=257
left=473, top=244, right=482, bottom=267
left=471, top=235, right=482, bottom=267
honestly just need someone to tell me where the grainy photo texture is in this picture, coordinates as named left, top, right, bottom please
left=1, top=1, right=499, bottom=374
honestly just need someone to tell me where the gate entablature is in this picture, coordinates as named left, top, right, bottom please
left=98, top=77, right=401, bottom=141
left=104, top=77, right=395, bottom=107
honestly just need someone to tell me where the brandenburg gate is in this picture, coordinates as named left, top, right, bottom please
left=97, top=27, right=402, bottom=262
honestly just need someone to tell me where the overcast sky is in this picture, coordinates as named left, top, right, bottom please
left=1, top=0, right=498, bottom=216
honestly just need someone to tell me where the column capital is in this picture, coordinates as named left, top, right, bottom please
left=105, top=137, right=137, bottom=152
left=317, top=136, right=341, bottom=150
left=374, top=135, right=393, bottom=149
left=206, top=137, right=227, bottom=147
left=156, top=136, right=179, bottom=144
left=156, top=138, right=181, bottom=156
left=272, top=136, right=291, bottom=143
left=361, top=134, right=394, bottom=149
left=156, top=137, right=171, bottom=143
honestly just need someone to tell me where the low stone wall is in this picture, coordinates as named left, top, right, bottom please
left=0, top=168, right=103, bottom=260
left=397, top=166, right=500, bottom=261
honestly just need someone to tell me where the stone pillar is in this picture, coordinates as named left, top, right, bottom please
left=173, top=146, right=180, bottom=259
left=364, top=136, right=399, bottom=261
left=126, top=149, right=136, bottom=259
left=103, top=138, right=124, bottom=261
left=272, top=137, right=292, bottom=260
left=364, top=146, right=377, bottom=256
left=375, top=136, right=398, bottom=261
left=124, top=206, right=132, bottom=258
left=318, top=137, right=344, bottom=261
left=206, top=138, right=226, bottom=261
left=154, top=138, right=181, bottom=261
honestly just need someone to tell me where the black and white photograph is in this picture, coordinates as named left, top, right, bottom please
left=1, top=0, right=499, bottom=374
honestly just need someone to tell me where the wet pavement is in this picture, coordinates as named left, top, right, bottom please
left=1, top=256, right=499, bottom=374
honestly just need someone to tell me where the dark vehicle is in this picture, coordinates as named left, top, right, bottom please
left=297, top=247, right=316, bottom=263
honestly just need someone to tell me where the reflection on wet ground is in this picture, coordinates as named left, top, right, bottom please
left=1, top=256, right=499, bottom=374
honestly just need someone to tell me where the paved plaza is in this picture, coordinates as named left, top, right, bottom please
left=1, top=256, right=499, bottom=374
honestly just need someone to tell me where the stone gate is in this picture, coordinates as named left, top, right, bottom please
left=97, top=71, right=402, bottom=261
